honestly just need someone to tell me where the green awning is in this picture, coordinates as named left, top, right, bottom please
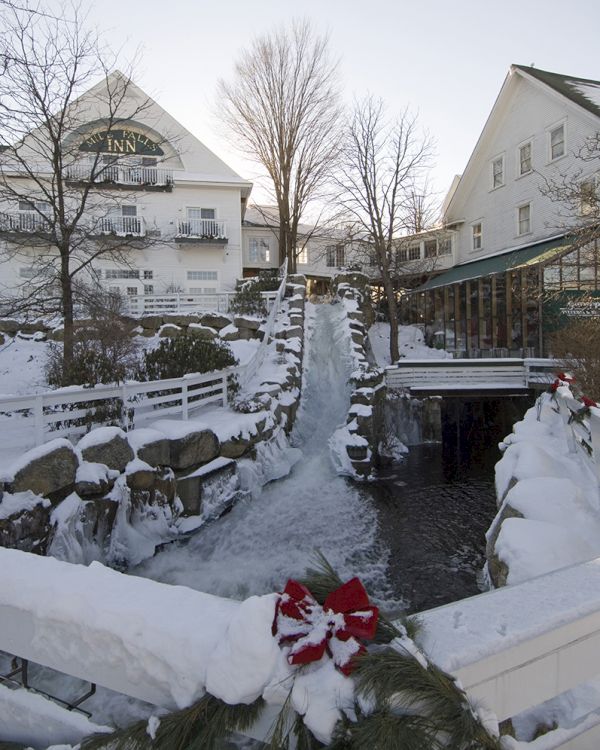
left=414, top=236, right=570, bottom=291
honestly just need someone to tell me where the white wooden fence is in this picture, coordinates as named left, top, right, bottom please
left=0, top=263, right=289, bottom=449
left=124, top=290, right=280, bottom=316
left=385, top=358, right=558, bottom=392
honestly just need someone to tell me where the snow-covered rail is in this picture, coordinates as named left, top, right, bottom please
left=3, top=548, right=600, bottom=748
left=553, top=386, right=600, bottom=483
left=385, top=357, right=558, bottom=392
left=124, top=290, right=279, bottom=316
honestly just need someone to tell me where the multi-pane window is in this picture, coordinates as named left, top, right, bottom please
left=492, top=156, right=504, bottom=188
left=398, top=247, right=408, bottom=262
left=143, top=270, right=153, bottom=279
left=472, top=223, right=482, bottom=250
left=296, top=246, right=308, bottom=264
left=105, top=269, right=140, bottom=279
left=121, top=205, right=137, bottom=217
left=248, top=237, right=270, bottom=263
left=19, top=199, right=50, bottom=214
left=187, top=208, right=215, bottom=220
left=437, top=237, right=452, bottom=256
left=326, top=246, right=336, bottom=267
left=187, top=270, right=218, bottom=281
left=408, top=245, right=421, bottom=261
left=518, top=203, right=531, bottom=235
left=424, top=240, right=437, bottom=258
left=144, top=284, right=154, bottom=295
left=550, top=124, right=565, bottom=160
left=126, top=287, right=138, bottom=296
left=519, top=142, right=532, bottom=175
left=335, top=246, right=345, bottom=266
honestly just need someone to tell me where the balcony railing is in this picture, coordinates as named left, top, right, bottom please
left=0, top=211, right=50, bottom=233
left=64, top=164, right=173, bottom=189
left=98, top=215, right=146, bottom=237
left=175, top=218, right=228, bottom=243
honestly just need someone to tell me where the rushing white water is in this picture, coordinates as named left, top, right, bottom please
left=133, top=303, right=397, bottom=605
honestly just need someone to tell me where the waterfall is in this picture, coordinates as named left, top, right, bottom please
left=133, top=303, right=398, bottom=606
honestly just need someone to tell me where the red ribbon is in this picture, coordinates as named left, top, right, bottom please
left=272, top=578, right=379, bottom=676
left=581, top=396, right=597, bottom=408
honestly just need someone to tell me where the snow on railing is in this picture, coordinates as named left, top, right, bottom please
left=552, top=385, right=600, bottom=483
left=64, top=163, right=173, bottom=187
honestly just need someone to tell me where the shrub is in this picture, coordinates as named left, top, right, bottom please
left=229, top=283, right=267, bottom=317
left=137, top=335, right=238, bottom=381
left=550, top=315, right=600, bottom=399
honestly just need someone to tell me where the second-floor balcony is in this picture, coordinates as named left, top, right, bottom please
left=64, top=163, right=174, bottom=191
left=0, top=210, right=51, bottom=235
left=175, top=218, right=228, bottom=244
left=98, top=215, right=146, bottom=238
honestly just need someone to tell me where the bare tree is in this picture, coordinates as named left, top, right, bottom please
left=0, top=3, right=160, bottom=382
left=217, top=19, right=341, bottom=274
left=336, top=97, right=434, bottom=362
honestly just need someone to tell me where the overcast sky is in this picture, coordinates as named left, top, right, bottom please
left=87, top=0, right=600, bottom=207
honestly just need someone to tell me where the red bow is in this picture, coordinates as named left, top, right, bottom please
left=581, top=396, right=597, bottom=408
left=272, top=578, right=379, bottom=676
left=557, top=372, right=575, bottom=383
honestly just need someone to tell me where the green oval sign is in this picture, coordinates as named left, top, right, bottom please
left=79, top=129, right=164, bottom=156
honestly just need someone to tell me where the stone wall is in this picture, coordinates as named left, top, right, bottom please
left=0, top=277, right=307, bottom=568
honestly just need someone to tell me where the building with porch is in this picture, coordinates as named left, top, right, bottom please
left=0, top=72, right=252, bottom=313
left=399, top=65, right=600, bottom=357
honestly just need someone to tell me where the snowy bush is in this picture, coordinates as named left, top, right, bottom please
left=137, top=336, right=238, bottom=381
left=551, top=315, right=600, bottom=399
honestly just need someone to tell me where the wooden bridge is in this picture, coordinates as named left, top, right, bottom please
left=385, top=357, right=557, bottom=396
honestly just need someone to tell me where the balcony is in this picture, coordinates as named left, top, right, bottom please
left=175, top=219, right=228, bottom=244
left=64, top=164, right=173, bottom=191
left=98, top=216, right=146, bottom=238
left=0, top=211, right=51, bottom=235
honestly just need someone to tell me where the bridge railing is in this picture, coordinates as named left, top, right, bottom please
left=385, top=358, right=558, bottom=392
left=552, top=387, right=600, bottom=483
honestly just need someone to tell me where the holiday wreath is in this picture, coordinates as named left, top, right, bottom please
left=82, top=555, right=501, bottom=749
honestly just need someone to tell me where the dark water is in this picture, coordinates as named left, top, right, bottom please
left=372, top=396, right=533, bottom=614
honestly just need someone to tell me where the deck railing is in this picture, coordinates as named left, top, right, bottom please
left=0, top=210, right=50, bottom=233
left=98, top=215, right=146, bottom=237
left=175, top=218, right=228, bottom=241
left=64, top=163, right=173, bottom=188
left=384, top=358, right=558, bottom=392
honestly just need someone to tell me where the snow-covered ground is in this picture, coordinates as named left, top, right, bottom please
left=367, top=321, right=451, bottom=367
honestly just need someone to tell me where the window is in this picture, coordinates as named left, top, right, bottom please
left=248, top=237, right=271, bottom=264
left=19, top=267, right=36, bottom=279
left=492, top=156, right=504, bottom=189
left=189, top=287, right=218, bottom=295
left=518, top=203, right=531, bottom=235
left=335, top=246, right=345, bottom=266
left=143, top=270, right=153, bottom=279
left=105, top=269, right=140, bottom=279
left=296, top=246, right=308, bottom=264
left=424, top=240, right=437, bottom=258
left=398, top=247, right=408, bottom=262
left=408, top=245, right=420, bottom=261
left=126, top=287, right=138, bottom=296
left=121, top=205, right=137, bottom=217
left=437, top=237, right=452, bottom=256
left=519, top=142, right=532, bottom=175
left=187, top=207, right=215, bottom=220
left=19, top=199, right=50, bottom=214
left=550, top=124, right=565, bottom=160
left=472, top=223, right=482, bottom=250
left=144, top=284, right=154, bottom=295
left=187, top=270, right=218, bottom=281
left=326, top=246, right=336, bottom=267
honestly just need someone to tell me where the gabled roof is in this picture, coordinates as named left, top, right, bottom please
left=514, top=65, right=600, bottom=119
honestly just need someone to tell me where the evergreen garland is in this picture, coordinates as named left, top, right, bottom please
left=80, top=555, right=501, bottom=750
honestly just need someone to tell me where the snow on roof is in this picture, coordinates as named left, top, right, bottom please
left=514, top=64, right=600, bottom=119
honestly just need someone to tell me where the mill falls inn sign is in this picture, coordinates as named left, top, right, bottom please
left=78, top=129, right=165, bottom=156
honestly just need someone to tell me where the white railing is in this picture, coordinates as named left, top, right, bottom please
left=0, top=210, right=50, bottom=233
left=175, top=218, right=227, bottom=241
left=0, top=369, right=231, bottom=448
left=385, top=358, right=558, bottom=392
left=98, top=215, right=146, bottom=237
left=64, top=163, right=173, bottom=188
left=553, top=387, right=600, bottom=483
left=123, top=290, right=280, bottom=316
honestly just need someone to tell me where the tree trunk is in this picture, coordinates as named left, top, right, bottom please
left=60, top=251, right=75, bottom=385
left=381, top=269, right=399, bottom=363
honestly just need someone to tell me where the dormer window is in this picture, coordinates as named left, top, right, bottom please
left=492, top=156, right=504, bottom=189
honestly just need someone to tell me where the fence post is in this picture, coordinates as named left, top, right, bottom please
left=121, top=384, right=130, bottom=431
left=34, top=394, right=44, bottom=446
left=182, top=380, right=189, bottom=420
left=222, top=373, right=228, bottom=407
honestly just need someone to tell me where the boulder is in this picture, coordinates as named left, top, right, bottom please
left=75, top=462, right=115, bottom=497
left=78, top=428, right=134, bottom=472
left=163, top=314, right=199, bottom=327
left=167, top=429, right=220, bottom=470
left=220, top=325, right=240, bottom=341
left=233, top=315, right=261, bottom=331
left=127, top=429, right=170, bottom=468
left=199, top=313, right=231, bottom=330
left=158, top=324, right=182, bottom=338
left=140, top=314, right=164, bottom=330
left=19, top=320, right=50, bottom=334
left=0, top=496, right=52, bottom=553
left=49, top=327, right=64, bottom=341
left=176, top=458, right=238, bottom=516
left=0, top=319, right=20, bottom=334
left=220, top=435, right=253, bottom=459
left=285, top=325, right=303, bottom=340
left=187, top=324, right=218, bottom=340
left=8, top=440, right=78, bottom=501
